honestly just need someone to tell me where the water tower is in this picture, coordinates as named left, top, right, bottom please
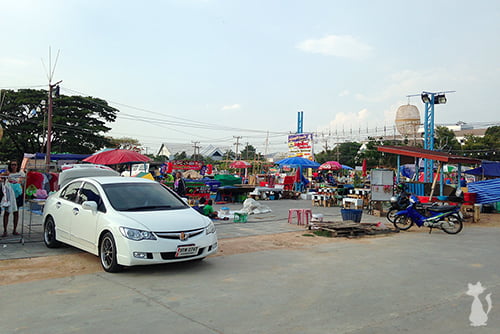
left=395, top=104, right=420, bottom=145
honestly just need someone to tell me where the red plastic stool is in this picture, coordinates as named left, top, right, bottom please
left=301, top=209, right=313, bottom=226
left=288, top=209, right=303, bottom=225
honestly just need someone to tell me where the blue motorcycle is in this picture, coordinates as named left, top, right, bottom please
left=393, top=195, right=463, bottom=234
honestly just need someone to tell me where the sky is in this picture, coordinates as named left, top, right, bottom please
left=1, top=0, right=499, bottom=156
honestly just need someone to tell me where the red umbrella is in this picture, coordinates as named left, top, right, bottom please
left=318, top=161, right=342, bottom=171
left=229, top=160, right=252, bottom=169
left=362, top=159, right=367, bottom=177
left=83, top=149, right=150, bottom=165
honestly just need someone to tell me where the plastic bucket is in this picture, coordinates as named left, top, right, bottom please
left=464, top=192, right=477, bottom=203
left=341, top=209, right=362, bottom=223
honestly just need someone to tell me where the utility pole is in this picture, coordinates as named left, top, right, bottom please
left=233, top=136, right=242, bottom=160
left=264, top=131, right=269, bottom=158
left=42, top=48, right=62, bottom=172
left=192, top=141, right=200, bottom=160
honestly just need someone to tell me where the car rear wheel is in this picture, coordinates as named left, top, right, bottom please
left=99, top=232, right=123, bottom=273
left=44, top=217, right=61, bottom=248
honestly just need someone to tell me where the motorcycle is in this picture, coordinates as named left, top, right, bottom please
left=386, top=192, right=410, bottom=223
left=393, top=195, right=464, bottom=234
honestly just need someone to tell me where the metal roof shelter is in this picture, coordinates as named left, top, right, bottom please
left=377, top=146, right=482, bottom=198
left=377, top=146, right=481, bottom=165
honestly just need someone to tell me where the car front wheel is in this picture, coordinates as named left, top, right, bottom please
left=99, top=232, right=123, bottom=273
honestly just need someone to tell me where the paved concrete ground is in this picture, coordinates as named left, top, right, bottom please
left=0, top=199, right=384, bottom=260
left=2, top=199, right=499, bottom=333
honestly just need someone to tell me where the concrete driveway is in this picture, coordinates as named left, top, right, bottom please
left=1, top=200, right=499, bottom=333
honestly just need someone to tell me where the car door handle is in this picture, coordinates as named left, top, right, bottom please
left=72, top=208, right=79, bottom=215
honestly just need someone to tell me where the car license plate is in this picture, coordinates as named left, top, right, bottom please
left=176, top=245, right=198, bottom=257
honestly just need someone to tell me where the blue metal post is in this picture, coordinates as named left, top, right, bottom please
left=423, top=92, right=435, bottom=182
left=457, top=163, right=462, bottom=188
left=396, top=155, right=400, bottom=184
left=440, top=165, right=444, bottom=196
left=297, top=111, right=303, bottom=134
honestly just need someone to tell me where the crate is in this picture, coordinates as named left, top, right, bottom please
left=233, top=212, right=248, bottom=223
left=341, top=209, right=363, bottom=223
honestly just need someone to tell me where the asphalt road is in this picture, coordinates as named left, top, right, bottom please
left=1, top=200, right=499, bottom=333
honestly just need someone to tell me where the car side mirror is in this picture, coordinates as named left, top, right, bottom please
left=82, top=201, right=98, bottom=213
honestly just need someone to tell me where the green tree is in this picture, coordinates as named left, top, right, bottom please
left=240, top=144, right=263, bottom=161
left=357, top=137, right=399, bottom=169
left=174, top=151, right=188, bottom=160
left=223, top=150, right=236, bottom=160
left=435, top=126, right=460, bottom=151
left=460, top=126, right=500, bottom=161
left=315, top=142, right=361, bottom=168
left=0, top=89, right=118, bottom=161
left=108, top=136, right=142, bottom=151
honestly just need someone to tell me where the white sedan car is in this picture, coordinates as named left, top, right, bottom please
left=43, top=176, right=218, bottom=272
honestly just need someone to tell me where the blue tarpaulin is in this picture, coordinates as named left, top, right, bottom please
left=465, top=161, right=500, bottom=178
left=32, top=153, right=91, bottom=161
left=467, top=178, right=500, bottom=204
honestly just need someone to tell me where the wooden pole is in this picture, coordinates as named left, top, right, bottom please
left=429, top=162, right=442, bottom=200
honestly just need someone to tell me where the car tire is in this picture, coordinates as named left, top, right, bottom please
left=44, top=216, right=61, bottom=248
left=99, top=232, right=123, bottom=273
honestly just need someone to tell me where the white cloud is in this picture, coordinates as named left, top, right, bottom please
left=296, top=35, right=372, bottom=60
left=221, top=104, right=241, bottom=110
left=0, top=57, right=30, bottom=67
left=338, top=90, right=350, bottom=97
left=327, top=108, right=370, bottom=128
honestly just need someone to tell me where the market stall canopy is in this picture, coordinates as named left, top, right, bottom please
left=229, top=160, right=252, bottom=169
left=465, top=161, right=500, bottom=177
left=318, top=161, right=342, bottom=171
left=83, top=149, right=150, bottom=165
left=26, top=153, right=92, bottom=161
left=342, top=164, right=354, bottom=170
left=275, top=157, right=320, bottom=168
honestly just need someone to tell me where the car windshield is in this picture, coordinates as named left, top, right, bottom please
left=102, top=182, right=189, bottom=211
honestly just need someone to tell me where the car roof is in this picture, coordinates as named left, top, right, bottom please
left=81, top=176, right=157, bottom=185
left=59, top=168, right=121, bottom=187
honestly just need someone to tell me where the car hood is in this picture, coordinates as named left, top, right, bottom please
left=116, top=207, right=211, bottom=232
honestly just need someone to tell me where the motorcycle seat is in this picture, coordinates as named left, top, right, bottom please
left=427, top=205, right=457, bottom=212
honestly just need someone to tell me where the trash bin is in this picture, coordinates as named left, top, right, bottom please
left=341, top=209, right=362, bottom=223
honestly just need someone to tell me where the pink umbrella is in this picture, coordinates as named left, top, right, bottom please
left=318, top=161, right=342, bottom=171
left=229, top=160, right=252, bottom=169
left=83, top=149, right=150, bottom=165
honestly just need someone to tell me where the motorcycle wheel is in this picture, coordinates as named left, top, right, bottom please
left=386, top=208, right=398, bottom=223
left=393, top=215, right=413, bottom=231
left=440, top=214, right=463, bottom=234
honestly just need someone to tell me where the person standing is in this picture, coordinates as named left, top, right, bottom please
left=173, top=171, right=186, bottom=197
left=2, top=160, right=25, bottom=237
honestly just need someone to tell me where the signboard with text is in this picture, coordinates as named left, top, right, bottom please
left=287, top=133, right=314, bottom=160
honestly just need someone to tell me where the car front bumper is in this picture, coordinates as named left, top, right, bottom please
left=115, top=232, right=218, bottom=266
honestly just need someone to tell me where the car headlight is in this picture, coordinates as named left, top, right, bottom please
left=206, top=221, right=216, bottom=235
left=119, top=227, right=157, bottom=241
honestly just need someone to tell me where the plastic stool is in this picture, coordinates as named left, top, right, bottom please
left=312, top=195, right=321, bottom=207
left=288, top=209, right=303, bottom=225
left=301, top=209, right=312, bottom=226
